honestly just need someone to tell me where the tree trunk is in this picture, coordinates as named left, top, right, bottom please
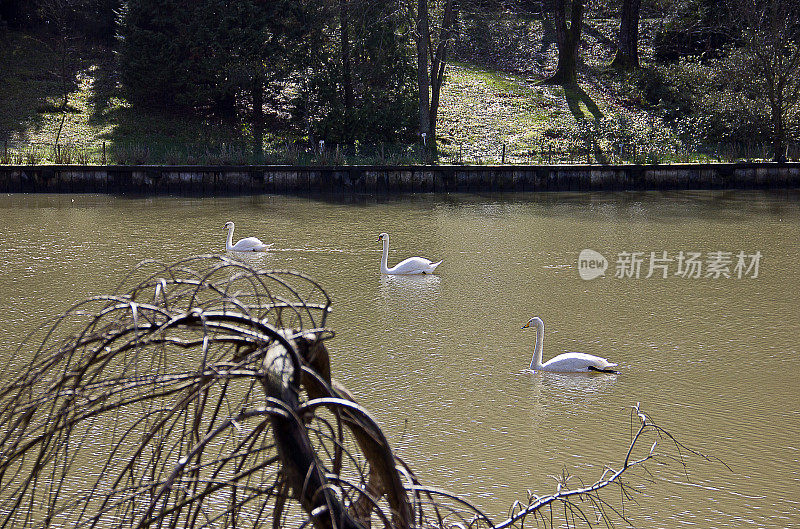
left=262, top=340, right=367, bottom=529
left=543, top=0, right=584, bottom=85
left=339, top=0, right=353, bottom=125
left=611, top=0, right=641, bottom=69
left=416, top=0, right=431, bottom=148
left=772, top=93, right=786, bottom=161
left=428, top=0, right=454, bottom=148
left=216, top=91, right=236, bottom=118
left=252, top=77, right=264, bottom=160
left=764, top=51, right=787, bottom=162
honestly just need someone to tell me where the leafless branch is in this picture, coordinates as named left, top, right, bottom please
left=0, top=256, right=713, bottom=529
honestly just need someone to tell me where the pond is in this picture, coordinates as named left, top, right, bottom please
left=1, top=190, right=798, bottom=527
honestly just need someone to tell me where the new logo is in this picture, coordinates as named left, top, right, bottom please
left=578, top=249, right=608, bottom=280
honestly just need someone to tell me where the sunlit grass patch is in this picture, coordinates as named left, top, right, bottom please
left=439, top=63, right=593, bottom=162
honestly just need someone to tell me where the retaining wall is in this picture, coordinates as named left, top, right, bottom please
left=1, top=163, right=799, bottom=194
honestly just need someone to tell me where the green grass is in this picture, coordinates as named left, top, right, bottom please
left=0, top=31, right=276, bottom=164
left=0, top=28, right=781, bottom=165
left=435, top=61, right=689, bottom=164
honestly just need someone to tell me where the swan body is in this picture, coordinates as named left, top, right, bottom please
left=522, top=317, right=618, bottom=373
left=378, top=233, right=442, bottom=275
left=224, top=222, right=271, bottom=252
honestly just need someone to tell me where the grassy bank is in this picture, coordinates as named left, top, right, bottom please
left=0, top=28, right=791, bottom=165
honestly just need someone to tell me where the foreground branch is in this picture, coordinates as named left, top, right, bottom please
left=0, top=256, right=713, bottom=529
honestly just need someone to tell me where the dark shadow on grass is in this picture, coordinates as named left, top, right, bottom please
left=564, top=85, right=604, bottom=122
left=86, top=45, right=120, bottom=127
left=96, top=99, right=268, bottom=164
left=78, top=40, right=275, bottom=164
left=583, top=22, right=616, bottom=49
left=540, top=15, right=557, bottom=55
left=0, top=31, right=83, bottom=144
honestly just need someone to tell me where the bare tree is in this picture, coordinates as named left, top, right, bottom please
left=415, top=0, right=456, bottom=155
left=730, top=0, right=800, bottom=161
left=37, top=0, right=81, bottom=152
left=417, top=0, right=431, bottom=146
left=0, top=256, right=714, bottom=528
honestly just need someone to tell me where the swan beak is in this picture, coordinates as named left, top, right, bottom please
left=521, top=322, right=530, bottom=329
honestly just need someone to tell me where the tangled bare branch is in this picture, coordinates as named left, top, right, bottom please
left=0, top=256, right=709, bottom=529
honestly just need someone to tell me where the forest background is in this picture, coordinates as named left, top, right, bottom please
left=1, top=0, right=799, bottom=165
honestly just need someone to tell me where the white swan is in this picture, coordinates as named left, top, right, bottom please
left=522, top=317, right=618, bottom=373
left=224, top=222, right=271, bottom=252
left=378, top=232, right=442, bottom=275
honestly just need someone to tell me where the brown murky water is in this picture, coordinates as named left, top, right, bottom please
left=1, top=191, right=799, bottom=527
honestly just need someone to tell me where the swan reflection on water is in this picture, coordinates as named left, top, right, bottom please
left=523, top=370, right=620, bottom=456
left=379, top=273, right=441, bottom=305
left=532, top=370, right=618, bottom=394
left=224, top=249, right=274, bottom=265
left=525, top=369, right=619, bottom=414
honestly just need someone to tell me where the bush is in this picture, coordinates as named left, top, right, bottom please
left=666, top=54, right=771, bottom=145
left=652, top=0, right=732, bottom=62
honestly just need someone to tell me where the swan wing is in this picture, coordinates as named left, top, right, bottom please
left=232, top=237, right=271, bottom=252
left=386, top=256, right=439, bottom=275
left=540, top=352, right=617, bottom=372
left=428, top=260, right=443, bottom=271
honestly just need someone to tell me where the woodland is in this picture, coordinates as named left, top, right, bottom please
left=1, top=0, right=799, bottom=164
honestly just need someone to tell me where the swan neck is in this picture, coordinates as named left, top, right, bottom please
left=380, top=236, right=390, bottom=273
left=531, top=318, right=545, bottom=370
left=226, top=225, right=234, bottom=250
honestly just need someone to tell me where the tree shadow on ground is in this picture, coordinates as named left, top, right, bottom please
left=564, top=85, right=604, bottom=122
left=83, top=51, right=261, bottom=164
left=85, top=45, right=119, bottom=127
left=0, top=31, right=83, bottom=144
left=564, top=85, right=608, bottom=162
left=97, top=94, right=280, bottom=164
left=583, top=23, right=616, bottom=49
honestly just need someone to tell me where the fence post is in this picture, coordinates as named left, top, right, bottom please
left=102, top=142, right=106, bottom=165
left=501, top=143, right=506, bottom=165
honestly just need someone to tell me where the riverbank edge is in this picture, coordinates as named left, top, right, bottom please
left=2, top=163, right=799, bottom=194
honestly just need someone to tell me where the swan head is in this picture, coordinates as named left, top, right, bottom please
left=522, top=316, right=543, bottom=330
left=377, top=232, right=388, bottom=242
left=224, top=221, right=234, bottom=230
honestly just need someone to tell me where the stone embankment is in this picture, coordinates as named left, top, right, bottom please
left=1, top=163, right=799, bottom=194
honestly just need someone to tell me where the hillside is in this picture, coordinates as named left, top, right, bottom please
left=0, top=19, right=786, bottom=165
